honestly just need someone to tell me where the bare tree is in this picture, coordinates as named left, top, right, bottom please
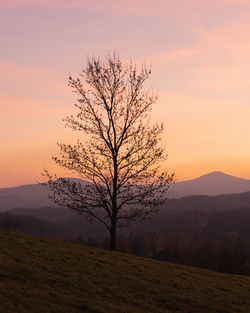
left=44, top=52, right=174, bottom=250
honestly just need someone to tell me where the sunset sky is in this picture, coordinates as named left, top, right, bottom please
left=1, top=0, right=250, bottom=188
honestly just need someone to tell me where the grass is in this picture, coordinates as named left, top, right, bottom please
left=0, top=229, right=250, bottom=312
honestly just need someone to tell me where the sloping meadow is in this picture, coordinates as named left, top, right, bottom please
left=0, top=229, right=250, bottom=313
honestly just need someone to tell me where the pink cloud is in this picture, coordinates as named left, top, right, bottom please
left=0, top=61, right=71, bottom=102
left=150, top=22, right=250, bottom=92
left=1, top=0, right=249, bottom=17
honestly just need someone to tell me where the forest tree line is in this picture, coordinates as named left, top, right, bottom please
left=2, top=206, right=250, bottom=276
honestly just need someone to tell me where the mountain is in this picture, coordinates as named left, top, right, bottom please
left=1, top=171, right=250, bottom=211
left=0, top=183, right=52, bottom=211
left=168, top=171, right=250, bottom=198
left=1, top=229, right=250, bottom=313
left=0, top=178, right=88, bottom=211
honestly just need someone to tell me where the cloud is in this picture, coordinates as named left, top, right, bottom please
left=0, top=61, right=71, bottom=101
left=0, top=0, right=90, bottom=10
left=149, top=21, right=250, bottom=99
left=1, top=0, right=250, bottom=17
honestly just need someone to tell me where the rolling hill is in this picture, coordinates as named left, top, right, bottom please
left=0, top=183, right=52, bottom=211
left=1, top=229, right=250, bottom=312
left=168, top=171, right=250, bottom=197
left=1, top=171, right=250, bottom=211
left=0, top=178, right=88, bottom=211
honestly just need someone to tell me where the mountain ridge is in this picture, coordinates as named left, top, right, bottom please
left=1, top=171, right=250, bottom=210
left=168, top=171, right=250, bottom=198
left=186, top=171, right=249, bottom=181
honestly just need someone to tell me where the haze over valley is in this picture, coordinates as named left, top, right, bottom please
left=1, top=171, right=250, bottom=211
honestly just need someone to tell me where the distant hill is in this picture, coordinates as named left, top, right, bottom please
left=9, top=207, right=105, bottom=239
left=10, top=206, right=73, bottom=222
left=1, top=229, right=250, bottom=313
left=0, top=178, right=88, bottom=211
left=0, top=184, right=52, bottom=211
left=0, top=212, right=68, bottom=238
left=7, top=191, right=250, bottom=240
left=168, top=171, right=250, bottom=197
left=1, top=171, right=250, bottom=211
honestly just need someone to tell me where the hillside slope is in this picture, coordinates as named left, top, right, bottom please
left=169, top=171, right=250, bottom=197
left=0, top=230, right=250, bottom=313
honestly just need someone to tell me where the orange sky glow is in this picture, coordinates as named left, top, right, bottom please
left=1, top=0, right=250, bottom=187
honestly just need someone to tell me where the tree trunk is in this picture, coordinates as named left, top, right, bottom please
left=110, top=155, right=118, bottom=251
left=110, top=220, right=117, bottom=251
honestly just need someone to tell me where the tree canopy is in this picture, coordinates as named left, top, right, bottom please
left=44, top=52, right=174, bottom=250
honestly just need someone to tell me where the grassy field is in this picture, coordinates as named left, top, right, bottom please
left=0, top=229, right=250, bottom=312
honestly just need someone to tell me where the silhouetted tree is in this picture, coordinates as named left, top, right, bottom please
left=44, top=52, right=173, bottom=250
